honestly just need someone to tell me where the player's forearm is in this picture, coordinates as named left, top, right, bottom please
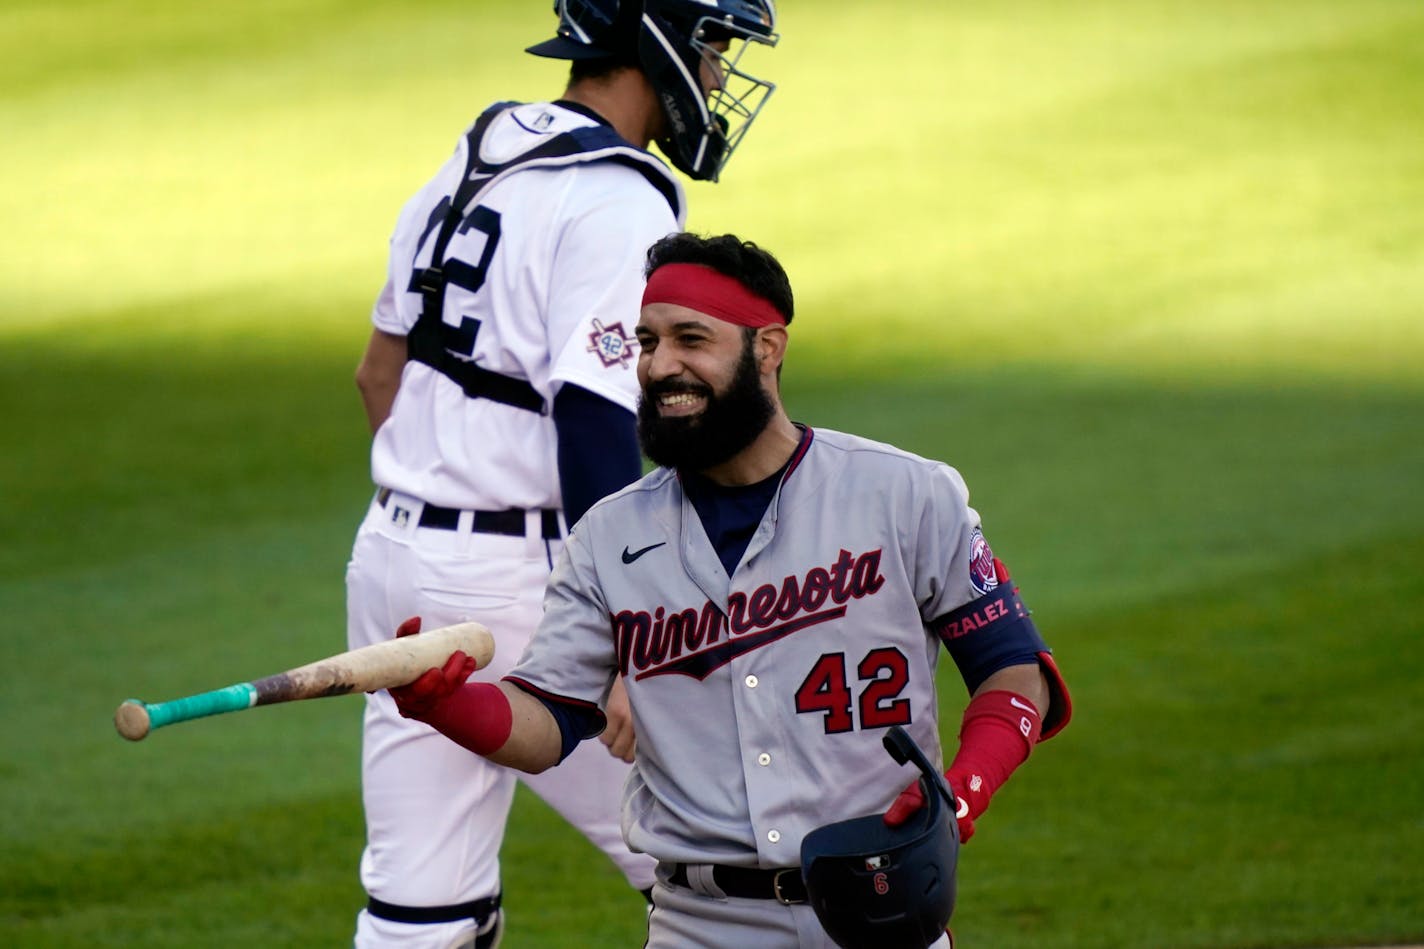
left=487, top=682, right=565, bottom=773
left=419, top=680, right=564, bottom=774
left=947, top=663, right=1049, bottom=829
left=355, top=329, right=407, bottom=433
left=884, top=662, right=1053, bottom=840
left=973, top=661, right=1049, bottom=715
left=358, top=383, right=400, bottom=434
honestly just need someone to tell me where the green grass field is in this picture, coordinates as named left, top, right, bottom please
left=3, top=1, right=1422, bottom=946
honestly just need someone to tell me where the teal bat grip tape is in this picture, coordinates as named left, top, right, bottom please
left=146, top=683, right=258, bottom=730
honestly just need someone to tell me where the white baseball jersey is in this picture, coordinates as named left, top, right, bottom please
left=350, top=103, right=686, bottom=944
left=508, top=427, right=994, bottom=867
left=369, top=101, right=686, bottom=511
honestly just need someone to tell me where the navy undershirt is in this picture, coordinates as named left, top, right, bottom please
left=681, top=467, right=784, bottom=577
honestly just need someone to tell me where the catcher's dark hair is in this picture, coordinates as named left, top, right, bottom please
left=644, top=232, right=795, bottom=324
left=569, top=51, right=642, bottom=83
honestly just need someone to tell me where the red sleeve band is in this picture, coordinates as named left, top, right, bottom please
left=422, top=682, right=514, bottom=756
left=946, top=690, right=1042, bottom=821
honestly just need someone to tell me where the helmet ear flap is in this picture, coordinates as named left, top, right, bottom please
left=638, top=12, right=723, bottom=179
left=640, top=0, right=778, bottom=180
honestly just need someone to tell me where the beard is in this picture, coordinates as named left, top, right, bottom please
left=637, top=338, right=776, bottom=472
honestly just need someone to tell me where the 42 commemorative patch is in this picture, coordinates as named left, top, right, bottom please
left=586, top=319, right=637, bottom=369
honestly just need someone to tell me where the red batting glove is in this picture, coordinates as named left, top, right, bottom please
left=883, top=690, right=1043, bottom=843
left=885, top=775, right=977, bottom=843
left=386, top=616, right=477, bottom=722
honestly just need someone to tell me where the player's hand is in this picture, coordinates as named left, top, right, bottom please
left=599, top=674, right=637, bottom=763
left=387, top=616, right=477, bottom=721
left=883, top=773, right=978, bottom=843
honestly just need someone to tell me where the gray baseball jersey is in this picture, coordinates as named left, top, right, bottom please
left=508, top=426, right=995, bottom=867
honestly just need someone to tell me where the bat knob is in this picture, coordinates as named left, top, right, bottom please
left=115, top=700, right=152, bottom=741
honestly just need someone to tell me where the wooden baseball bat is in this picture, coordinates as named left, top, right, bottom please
left=113, top=621, right=494, bottom=741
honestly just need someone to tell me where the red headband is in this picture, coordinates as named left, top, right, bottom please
left=641, top=263, right=786, bottom=328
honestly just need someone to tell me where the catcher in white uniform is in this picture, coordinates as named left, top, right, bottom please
left=386, top=232, right=1073, bottom=949
left=346, top=4, right=780, bottom=947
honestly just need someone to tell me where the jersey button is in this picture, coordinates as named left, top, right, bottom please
left=757, top=752, right=771, bottom=766
left=745, top=675, right=758, bottom=688
left=767, top=830, right=781, bottom=843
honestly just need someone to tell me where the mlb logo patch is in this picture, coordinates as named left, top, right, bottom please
left=586, top=319, right=636, bottom=369
left=968, top=528, right=998, bottom=595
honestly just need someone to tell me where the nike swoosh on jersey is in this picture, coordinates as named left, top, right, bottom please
left=621, top=542, right=667, bottom=564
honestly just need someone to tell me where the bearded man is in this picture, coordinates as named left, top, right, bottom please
left=384, top=232, right=1071, bottom=949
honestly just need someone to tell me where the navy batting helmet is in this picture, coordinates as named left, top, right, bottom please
left=800, top=727, right=959, bottom=949
left=527, top=0, right=779, bottom=181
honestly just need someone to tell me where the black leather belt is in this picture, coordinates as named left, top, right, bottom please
left=377, top=489, right=561, bottom=540
left=667, top=863, right=808, bottom=905
left=366, top=893, right=499, bottom=925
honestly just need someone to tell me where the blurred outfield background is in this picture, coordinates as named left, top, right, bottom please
left=2, top=1, right=1421, bottom=946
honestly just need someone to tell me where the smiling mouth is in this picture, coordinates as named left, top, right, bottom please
left=659, top=390, right=706, bottom=415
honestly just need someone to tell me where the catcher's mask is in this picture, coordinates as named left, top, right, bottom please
left=800, top=726, right=959, bottom=949
left=527, top=0, right=779, bottom=181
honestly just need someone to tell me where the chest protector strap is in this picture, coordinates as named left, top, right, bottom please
left=407, top=102, right=681, bottom=414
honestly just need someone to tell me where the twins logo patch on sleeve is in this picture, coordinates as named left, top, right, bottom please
left=968, top=527, right=998, bottom=596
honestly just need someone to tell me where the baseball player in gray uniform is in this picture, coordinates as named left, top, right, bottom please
left=346, top=5, right=780, bottom=948
left=385, top=232, right=1072, bottom=949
